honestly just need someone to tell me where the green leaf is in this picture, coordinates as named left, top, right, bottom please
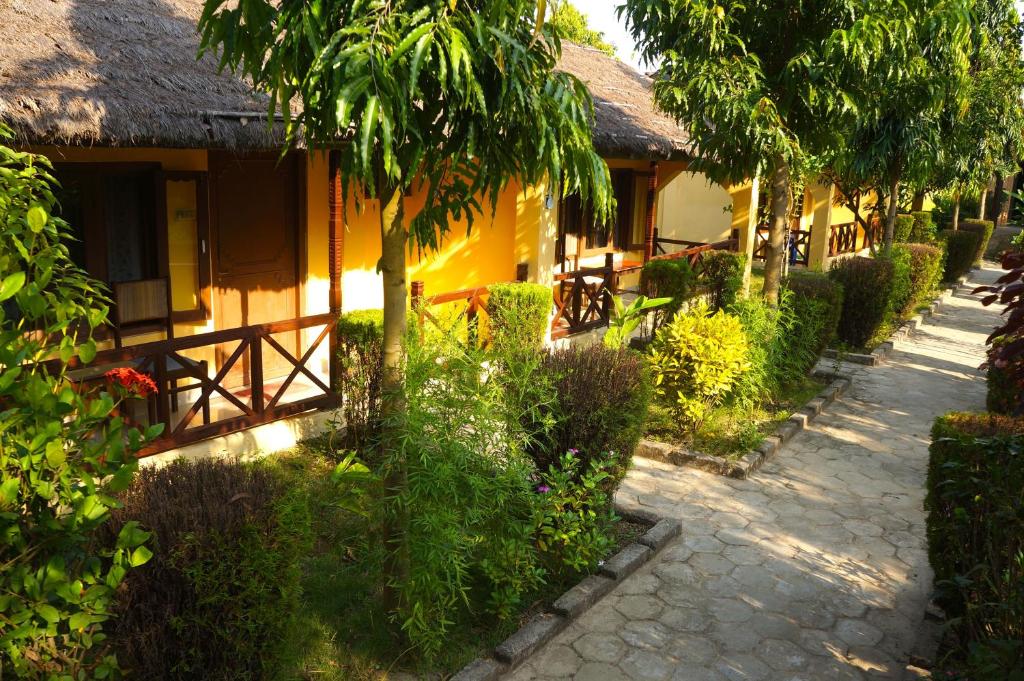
left=129, top=546, right=153, bottom=568
left=26, top=205, right=48, bottom=233
left=359, top=95, right=380, bottom=171
left=0, top=271, right=26, bottom=302
left=68, top=612, right=91, bottom=632
left=0, top=477, right=20, bottom=506
left=36, top=604, right=60, bottom=623
left=45, top=440, right=66, bottom=468
left=78, top=339, right=97, bottom=364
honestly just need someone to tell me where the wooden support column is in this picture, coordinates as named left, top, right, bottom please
left=643, top=162, right=660, bottom=263
left=328, top=150, right=344, bottom=391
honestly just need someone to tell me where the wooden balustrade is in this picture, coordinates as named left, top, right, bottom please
left=52, top=313, right=339, bottom=457
left=754, top=228, right=810, bottom=265
left=552, top=253, right=614, bottom=340
left=829, top=222, right=859, bottom=256
left=410, top=264, right=529, bottom=344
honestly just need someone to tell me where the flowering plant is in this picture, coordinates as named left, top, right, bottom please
left=105, top=367, right=158, bottom=398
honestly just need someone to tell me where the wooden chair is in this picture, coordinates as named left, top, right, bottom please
left=112, top=278, right=210, bottom=424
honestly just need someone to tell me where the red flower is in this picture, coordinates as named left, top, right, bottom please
left=105, top=367, right=158, bottom=398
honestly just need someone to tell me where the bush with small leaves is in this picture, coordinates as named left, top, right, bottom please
left=960, top=219, right=995, bottom=266
left=488, top=282, right=552, bottom=353
left=640, top=258, right=696, bottom=330
left=103, top=459, right=312, bottom=680
left=784, top=271, right=844, bottom=362
left=698, top=250, right=746, bottom=311
left=648, top=301, right=749, bottom=431
left=894, top=213, right=915, bottom=243
left=896, top=243, right=944, bottom=316
left=910, top=211, right=937, bottom=243
left=829, top=256, right=896, bottom=348
left=939, top=229, right=981, bottom=282
left=927, top=413, right=1024, bottom=677
left=336, top=309, right=384, bottom=452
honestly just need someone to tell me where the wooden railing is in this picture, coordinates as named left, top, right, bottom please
left=552, top=253, right=614, bottom=340
left=411, top=264, right=528, bottom=345
left=55, top=314, right=338, bottom=457
left=754, top=228, right=810, bottom=266
left=829, top=222, right=860, bottom=256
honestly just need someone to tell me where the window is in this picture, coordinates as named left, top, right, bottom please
left=53, top=164, right=211, bottom=323
left=559, top=169, right=637, bottom=259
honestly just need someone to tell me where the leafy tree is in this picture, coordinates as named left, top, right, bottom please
left=197, top=0, right=611, bottom=615
left=829, top=0, right=972, bottom=249
left=931, top=0, right=1024, bottom=230
left=0, top=128, right=158, bottom=677
left=550, top=1, right=616, bottom=57
left=621, top=0, right=931, bottom=302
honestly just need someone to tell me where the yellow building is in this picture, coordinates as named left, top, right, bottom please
left=0, top=3, right=758, bottom=458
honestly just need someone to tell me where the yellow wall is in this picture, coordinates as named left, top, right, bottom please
left=32, top=146, right=207, bottom=172
left=340, top=182, right=520, bottom=312
left=657, top=172, right=734, bottom=244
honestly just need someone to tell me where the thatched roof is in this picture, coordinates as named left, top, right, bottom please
left=557, top=43, right=690, bottom=160
left=0, top=1, right=688, bottom=157
left=0, top=0, right=290, bottom=149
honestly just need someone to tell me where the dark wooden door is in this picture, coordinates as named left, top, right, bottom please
left=210, top=152, right=301, bottom=388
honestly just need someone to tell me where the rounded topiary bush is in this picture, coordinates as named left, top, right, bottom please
left=894, top=243, right=944, bottom=317
left=698, top=250, right=746, bottom=311
left=488, top=282, right=552, bottom=352
left=526, top=344, right=651, bottom=489
left=939, top=229, right=981, bottom=282
left=959, top=219, right=995, bottom=266
left=784, top=270, right=844, bottom=361
left=828, top=256, right=896, bottom=348
left=894, top=214, right=915, bottom=243
left=910, top=211, right=937, bottom=243
left=640, top=258, right=696, bottom=329
left=104, top=459, right=311, bottom=681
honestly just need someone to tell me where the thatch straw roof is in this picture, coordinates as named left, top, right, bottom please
left=0, top=0, right=688, bottom=157
left=557, top=43, right=690, bottom=160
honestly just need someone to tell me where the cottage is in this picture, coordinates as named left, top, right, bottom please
left=0, top=0, right=760, bottom=460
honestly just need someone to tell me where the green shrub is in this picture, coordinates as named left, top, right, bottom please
left=784, top=271, right=844, bottom=363
left=0, top=134, right=159, bottom=677
left=939, top=229, right=981, bottom=282
left=337, top=310, right=384, bottom=451
left=829, top=256, right=896, bottom=348
left=897, top=243, right=944, bottom=316
left=699, top=250, right=746, bottom=311
left=104, top=459, right=311, bottom=680
left=728, top=292, right=798, bottom=407
left=648, top=302, right=749, bottom=431
left=387, top=327, right=542, bottom=656
left=926, top=414, right=1024, bottom=677
left=883, top=245, right=914, bottom=323
left=893, top=213, right=915, bottom=243
left=488, top=282, right=552, bottom=352
left=532, top=452, right=616, bottom=574
left=640, top=258, right=696, bottom=329
left=960, top=219, right=995, bottom=266
left=527, top=344, right=651, bottom=489
left=910, top=210, right=937, bottom=243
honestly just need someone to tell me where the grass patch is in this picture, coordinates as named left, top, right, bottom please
left=266, top=440, right=645, bottom=680
left=645, top=375, right=826, bottom=460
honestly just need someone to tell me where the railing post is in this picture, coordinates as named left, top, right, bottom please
left=328, top=150, right=344, bottom=394
left=603, top=252, right=615, bottom=321
left=411, top=280, right=425, bottom=329
left=643, top=162, right=659, bottom=263
left=154, top=353, right=171, bottom=429
left=516, top=263, right=529, bottom=282
left=250, top=334, right=264, bottom=415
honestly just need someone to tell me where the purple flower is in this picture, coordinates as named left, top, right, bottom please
left=568, top=448, right=579, bottom=455
left=536, top=484, right=551, bottom=494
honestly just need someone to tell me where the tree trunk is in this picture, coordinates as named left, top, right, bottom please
left=379, top=184, right=408, bottom=613
left=952, top=190, right=961, bottom=231
left=978, top=177, right=990, bottom=220
left=911, top=191, right=925, bottom=212
left=883, top=174, right=900, bottom=252
left=761, top=158, right=790, bottom=306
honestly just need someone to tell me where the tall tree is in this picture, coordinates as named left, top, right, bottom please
left=830, top=0, right=971, bottom=250
left=621, top=0, right=934, bottom=301
left=550, top=1, right=617, bottom=56
left=197, top=0, right=612, bottom=608
left=932, top=0, right=1024, bottom=230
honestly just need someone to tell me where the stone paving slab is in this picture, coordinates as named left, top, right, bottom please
left=511, top=267, right=1000, bottom=681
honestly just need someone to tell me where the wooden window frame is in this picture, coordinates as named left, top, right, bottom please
left=559, top=169, right=638, bottom=261
left=159, top=170, right=213, bottom=324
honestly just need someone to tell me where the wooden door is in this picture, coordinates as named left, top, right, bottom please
left=210, top=152, right=301, bottom=388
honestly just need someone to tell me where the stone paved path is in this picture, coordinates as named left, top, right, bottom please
left=513, top=267, right=1002, bottom=681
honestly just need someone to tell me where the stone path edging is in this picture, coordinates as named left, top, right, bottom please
left=634, top=372, right=852, bottom=480
left=451, top=512, right=683, bottom=681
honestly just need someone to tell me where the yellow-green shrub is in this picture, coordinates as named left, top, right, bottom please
left=648, top=302, right=749, bottom=431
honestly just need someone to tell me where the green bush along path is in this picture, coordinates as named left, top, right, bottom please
left=512, top=267, right=1002, bottom=681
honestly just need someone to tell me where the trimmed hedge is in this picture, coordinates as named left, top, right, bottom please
left=910, top=211, right=937, bottom=243
left=926, top=414, right=1024, bottom=676
left=105, top=459, right=311, bottom=680
left=959, top=219, right=995, bottom=266
left=893, top=213, right=914, bottom=243
left=337, top=310, right=384, bottom=451
left=896, top=243, right=945, bottom=316
left=987, top=339, right=1023, bottom=415
left=784, top=271, right=844, bottom=364
left=640, top=258, right=696, bottom=329
left=699, top=250, right=746, bottom=312
left=939, top=229, right=981, bottom=282
left=829, top=256, right=896, bottom=348
left=488, top=282, right=552, bottom=352
left=527, top=344, right=651, bottom=489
